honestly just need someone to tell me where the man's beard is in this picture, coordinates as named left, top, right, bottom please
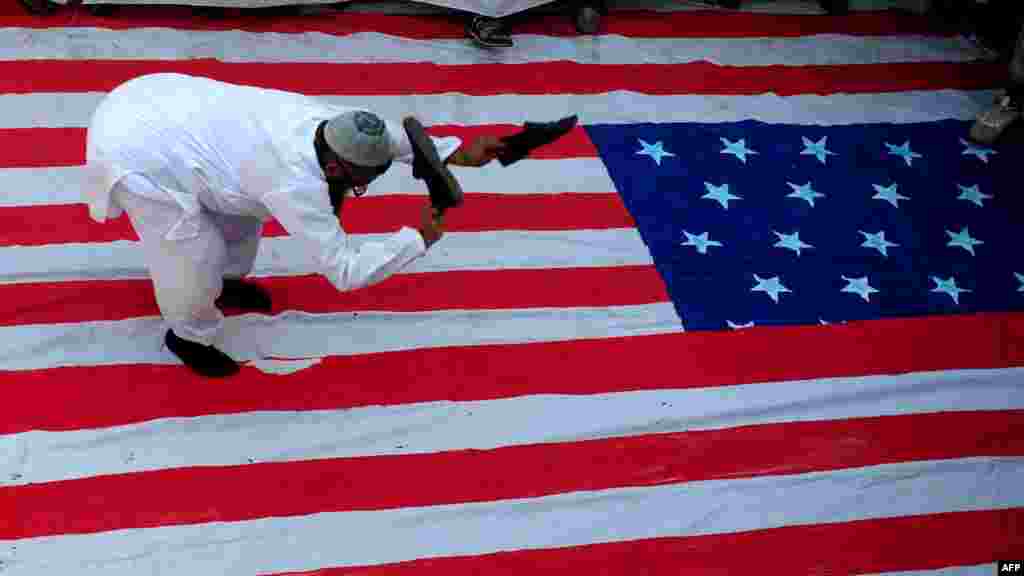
left=327, top=178, right=353, bottom=215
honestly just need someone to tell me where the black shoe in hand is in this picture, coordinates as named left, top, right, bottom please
left=497, top=115, right=578, bottom=166
left=165, top=330, right=240, bottom=378
left=216, top=278, right=272, bottom=312
left=404, top=116, right=464, bottom=212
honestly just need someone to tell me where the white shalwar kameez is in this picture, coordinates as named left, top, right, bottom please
left=83, top=73, right=462, bottom=347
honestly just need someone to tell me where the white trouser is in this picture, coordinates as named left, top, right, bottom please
left=112, top=173, right=264, bottom=346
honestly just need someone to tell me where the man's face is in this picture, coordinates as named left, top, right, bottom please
left=326, top=158, right=380, bottom=197
left=316, top=122, right=387, bottom=198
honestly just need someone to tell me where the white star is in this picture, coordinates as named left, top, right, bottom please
left=751, top=274, right=791, bottom=304
left=885, top=141, right=923, bottom=167
left=819, top=318, right=848, bottom=326
left=931, top=275, right=971, bottom=305
left=960, top=138, right=997, bottom=163
left=859, top=230, right=899, bottom=257
left=957, top=184, right=993, bottom=207
left=727, top=320, right=755, bottom=330
left=636, top=139, right=676, bottom=166
left=786, top=181, right=825, bottom=207
left=872, top=183, right=910, bottom=208
left=702, top=182, right=742, bottom=210
left=680, top=230, right=723, bottom=255
left=800, top=136, right=837, bottom=165
left=840, top=275, right=880, bottom=303
left=720, top=137, right=758, bottom=164
left=1016, top=272, right=1024, bottom=293
left=773, top=231, right=813, bottom=256
left=946, top=226, right=984, bottom=256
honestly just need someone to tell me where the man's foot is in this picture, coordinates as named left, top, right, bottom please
left=970, top=89, right=1022, bottom=145
left=165, top=330, right=240, bottom=378
left=216, top=278, right=273, bottom=312
left=467, top=16, right=514, bottom=48
left=403, top=116, right=464, bottom=212
left=497, top=115, right=578, bottom=166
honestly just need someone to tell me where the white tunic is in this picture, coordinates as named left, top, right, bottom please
left=84, top=73, right=462, bottom=292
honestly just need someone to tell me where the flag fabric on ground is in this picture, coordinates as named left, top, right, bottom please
left=1, top=3, right=1023, bottom=575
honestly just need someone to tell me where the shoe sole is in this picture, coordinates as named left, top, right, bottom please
left=403, top=117, right=464, bottom=209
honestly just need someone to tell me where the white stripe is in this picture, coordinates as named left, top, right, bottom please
left=4, top=366, right=1020, bottom=485
left=4, top=457, right=1023, bottom=575
left=0, top=302, right=681, bottom=371
left=0, top=158, right=614, bottom=208
left=0, top=90, right=997, bottom=130
left=0, top=228, right=651, bottom=283
left=0, top=28, right=986, bottom=66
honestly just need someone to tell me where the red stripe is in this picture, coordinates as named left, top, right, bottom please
left=426, top=124, right=597, bottom=159
left=4, top=312, right=1023, bottom=435
left=0, top=125, right=595, bottom=168
left=0, top=7, right=949, bottom=39
left=0, top=128, right=84, bottom=167
left=0, top=193, right=631, bottom=247
left=3, top=265, right=667, bottom=325
left=6, top=409, right=1023, bottom=538
left=0, top=60, right=1005, bottom=95
left=273, top=509, right=1024, bottom=576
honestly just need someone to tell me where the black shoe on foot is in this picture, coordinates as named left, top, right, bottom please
left=165, top=330, right=240, bottom=378
left=403, top=116, right=464, bottom=212
left=467, top=15, right=514, bottom=48
left=216, top=278, right=272, bottom=312
left=497, top=115, right=578, bottom=166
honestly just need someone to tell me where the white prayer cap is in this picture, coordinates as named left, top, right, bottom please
left=324, top=110, right=394, bottom=168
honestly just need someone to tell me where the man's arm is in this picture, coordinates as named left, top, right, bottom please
left=262, top=183, right=429, bottom=293
left=444, top=135, right=508, bottom=167
left=445, top=148, right=471, bottom=167
left=386, top=119, right=506, bottom=168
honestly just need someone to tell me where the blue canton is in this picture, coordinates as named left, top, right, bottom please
left=584, top=120, right=1024, bottom=330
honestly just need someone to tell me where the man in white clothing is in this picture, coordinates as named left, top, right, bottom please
left=84, top=73, right=508, bottom=377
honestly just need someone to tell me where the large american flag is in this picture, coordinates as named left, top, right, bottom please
left=2, top=2, right=1023, bottom=574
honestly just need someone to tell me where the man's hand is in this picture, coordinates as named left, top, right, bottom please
left=446, top=135, right=508, bottom=167
left=418, top=203, right=445, bottom=249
